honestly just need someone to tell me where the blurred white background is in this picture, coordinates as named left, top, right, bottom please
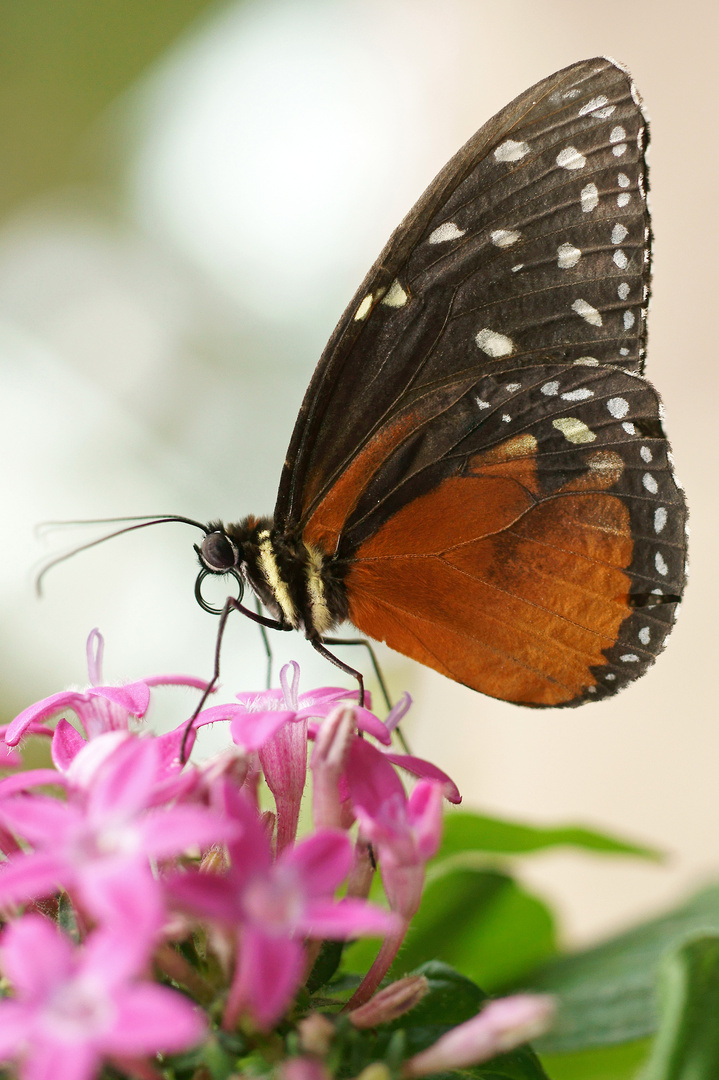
left=1, top=0, right=716, bottom=949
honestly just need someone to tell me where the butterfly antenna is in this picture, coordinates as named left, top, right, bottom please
left=34, top=515, right=209, bottom=596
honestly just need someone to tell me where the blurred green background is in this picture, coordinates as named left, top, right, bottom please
left=1, top=0, right=717, bottom=962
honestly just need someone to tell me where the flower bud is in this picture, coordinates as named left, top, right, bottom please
left=402, top=994, right=555, bottom=1076
left=348, top=975, right=429, bottom=1028
left=280, top=1057, right=331, bottom=1080
left=311, top=707, right=355, bottom=830
left=297, top=1013, right=335, bottom=1056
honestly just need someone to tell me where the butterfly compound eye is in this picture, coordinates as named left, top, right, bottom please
left=199, top=531, right=238, bottom=572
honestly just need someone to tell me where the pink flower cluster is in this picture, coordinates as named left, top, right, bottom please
left=0, top=631, right=463, bottom=1080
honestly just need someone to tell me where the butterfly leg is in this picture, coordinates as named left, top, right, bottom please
left=321, top=636, right=392, bottom=713
left=180, top=594, right=291, bottom=762
left=310, top=636, right=366, bottom=707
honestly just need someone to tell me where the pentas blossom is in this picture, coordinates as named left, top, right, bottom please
left=0, top=631, right=554, bottom=1079
left=0, top=915, right=204, bottom=1080
left=4, top=628, right=208, bottom=759
left=0, top=734, right=235, bottom=925
left=193, top=660, right=391, bottom=850
left=169, top=782, right=398, bottom=1029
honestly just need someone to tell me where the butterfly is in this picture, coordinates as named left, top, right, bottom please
left=194, top=56, right=687, bottom=709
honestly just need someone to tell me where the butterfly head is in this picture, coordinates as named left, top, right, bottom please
left=193, top=522, right=246, bottom=615
left=196, top=527, right=240, bottom=574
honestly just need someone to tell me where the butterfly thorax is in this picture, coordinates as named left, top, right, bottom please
left=200, top=516, right=348, bottom=637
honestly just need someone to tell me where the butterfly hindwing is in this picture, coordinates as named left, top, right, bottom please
left=331, top=363, right=685, bottom=706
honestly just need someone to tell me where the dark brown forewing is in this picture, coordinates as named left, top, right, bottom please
left=334, top=363, right=686, bottom=706
left=275, top=57, right=651, bottom=535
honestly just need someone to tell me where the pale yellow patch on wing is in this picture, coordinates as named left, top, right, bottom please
left=381, top=279, right=408, bottom=308
left=552, top=417, right=597, bottom=444
left=354, top=294, right=373, bottom=321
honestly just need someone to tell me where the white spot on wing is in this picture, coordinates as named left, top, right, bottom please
left=578, top=95, right=608, bottom=115
left=654, top=507, right=667, bottom=533
left=552, top=417, right=596, bottom=444
left=622, top=421, right=636, bottom=435
left=557, top=243, right=582, bottom=268
left=572, top=298, right=603, bottom=326
left=574, top=356, right=599, bottom=366
left=511, top=264, right=523, bottom=273
left=613, top=143, right=628, bottom=157
left=612, top=223, right=629, bottom=244
left=608, top=397, right=629, bottom=418
left=557, top=146, right=586, bottom=170
left=618, top=173, right=631, bottom=187
left=579, top=96, right=616, bottom=120
left=505, top=382, right=521, bottom=392
left=640, top=446, right=653, bottom=463
left=617, top=192, right=630, bottom=207
left=655, top=552, right=669, bottom=576
left=475, top=328, right=514, bottom=357
left=475, top=397, right=491, bottom=410
left=354, top=294, right=373, bottom=321
left=429, top=222, right=466, bottom=244
left=381, top=279, right=408, bottom=308
left=643, top=473, right=658, bottom=494
left=495, top=139, right=530, bottom=162
left=502, top=413, right=511, bottom=423
left=620, top=654, right=639, bottom=662
left=491, top=228, right=521, bottom=247
left=624, top=310, right=636, bottom=330
left=614, top=250, right=629, bottom=269
left=638, top=627, right=651, bottom=645
left=541, top=380, right=559, bottom=396
left=610, top=126, right=627, bottom=144
left=561, top=388, right=594, bottom=401
left=618, top=283, right=630, bottom=300
left=581, top=183, right=599, bottom=212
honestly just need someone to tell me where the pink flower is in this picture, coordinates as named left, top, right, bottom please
left=0, top=734, right=235, bottom=925
left=342, top=781, right=445, bottom=1011
left=4, top=629, right=208, bottom=755
left=355, top=780, right=444, bottom=923
left=403, top=994, right=555, bottom=1076
left=0, top=914, right=205, bottom=1080
left=194, top=662, right=391, bottom=850
left=168, top=784, right=398, bottom=1030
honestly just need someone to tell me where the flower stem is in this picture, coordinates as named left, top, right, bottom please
left=341, top=924, right=408, bottom=1011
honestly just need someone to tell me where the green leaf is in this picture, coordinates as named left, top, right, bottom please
left=438, top=810, right=660, bottom=861
left=396, top=867, right=558, bottom=992
left=540, top=1039, right=650, bottom=1079
left=343, top=868, right=557, bottom=993
left=307, top=940, right=345, bottom=994
left=639, top=935, right=719, bottom=1080
left=527, top=884, right=719, bottom=1053
left=394, top=960, right=491, bottom=1026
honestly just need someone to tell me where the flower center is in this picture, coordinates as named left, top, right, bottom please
left=243, top=871, right=304, bottom=933
left=45, top=976, right=114, bottom=1041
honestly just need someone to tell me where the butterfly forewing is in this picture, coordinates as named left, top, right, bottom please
left=275, top=57, right=651, bottom=534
